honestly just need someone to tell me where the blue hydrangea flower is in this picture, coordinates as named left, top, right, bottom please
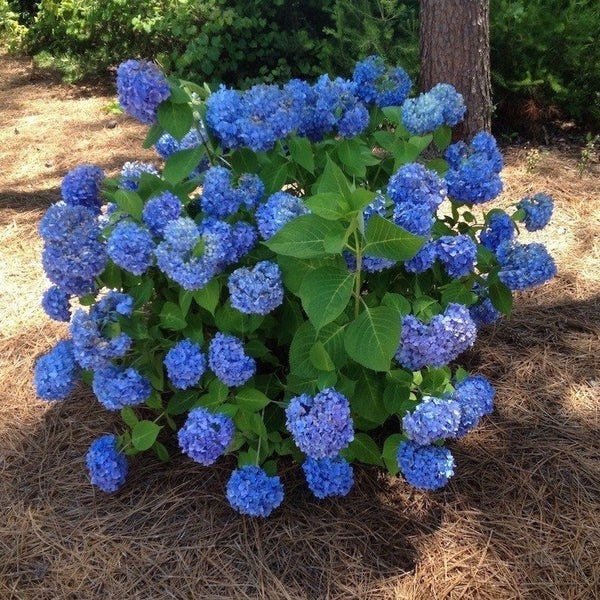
left=154, top=125, right=206, bottom=159
left=119, top=161, right=159, bottom=191
left=200, top=166, right=243, bottom=218
left=388, top=162, right=447, bottom=211
left=177, top=407, right=235, bottom=465
left=208, top=333, right=256, bottom=387
left=429, top=84, right=467, bottom=127
left=92, top=364, right=151, bottom=411
left=107, top=221, right=155, bottom=275
left=226, top=465, right=284, bottom=517
left=142, top=191, right=183, bottom=238
left=205, top=86, right=244, bottom=149
left=42, top=285, right=71, bottom=322
left=396, top=303, right=477, bottom=370
left=405, top=242, right=437, bottom=273
left=164, top=339, right=206, bottom=390
left=199, top=217, right=245, bottom=270
left=116, top=59, right=171, bottom=125
left=401, top=84, right=465, bottom=135
left=435, top=235, right=477, bottom=278
left=453, top=375, right=495, bottom=437
left=302, top=456, right=354, bottom=499
left=344, top=251, right=396, bottom=274
left=86, top=434, right=128, bottom=493
left=39, top=203, right=106, bottom=296
left=34, top=340, right=79, bottom=401
left=517, top=193, right=554, bottom=232
left=230, top=221, right=258, bottom=262
left=92, top=290, right=134, bottom=319
left=469, top=297, right=501, bottom=327
left=155, top=218, right=216, bottom=291
left=286, top=388, right=354, bottom=459
left=397, top=440, right=455, bottom=490
left=496, top=241, right=557, bottom=291
left=228, top=261, right=284, bottom=315
left=238, top=173, right=265, bottom=209
left=445, top=132, right=503, bottom=204
left=60, top=164, right=105, bottom=211
left=402, top=396, right=462, bottom=445
left=352, top=55, right=412, bottom=107
left=479, top=212, right=515, bottom=252
left=256, top=192, right=309, bottom=240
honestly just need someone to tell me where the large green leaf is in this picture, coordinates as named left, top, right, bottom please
left=157, top=101, right=194, bottom=141
left=489, top=280, right=513, bottom=315
left=159, top=301, right=187, bottom=331
left=363, top=215, right=425, bottom=261
left=289, top=321, right=319, bottom=378
left=132, top=421, right=162, bottom=451
left=344, top=433, right=383, bottom=466
left=315, top=155, right=352, bottom=200
left=304, top=193, right=350, bottom=221
left=299, top=266, right=354, bottom=330
left=351, top=366, right=387, bottom=425
left=382, top=433, right=405, bottom=475
left=344, top=306, right=401, bottom=372
left=264, top=214, right=346, bottom=258
left=114, top=190, right=143, bottom=220
left=278, top=255, right=346, bottom=295
left=288, top=136, right=314, bottom=173
left=163, top=146, right=205, bottom=185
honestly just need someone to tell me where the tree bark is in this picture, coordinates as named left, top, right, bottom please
left=420, top=0, right=492, bottom=139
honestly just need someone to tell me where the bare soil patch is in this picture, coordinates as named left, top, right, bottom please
left=1, top=51, right=599, bottom=599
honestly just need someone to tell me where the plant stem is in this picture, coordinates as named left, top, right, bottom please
left=353, top=230, right=363, bottom=319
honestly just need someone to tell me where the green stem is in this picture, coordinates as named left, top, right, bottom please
left=353, top=230, right=363, bottom=319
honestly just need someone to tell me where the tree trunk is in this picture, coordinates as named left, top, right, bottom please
left=420, top=0, right=491, bottom=139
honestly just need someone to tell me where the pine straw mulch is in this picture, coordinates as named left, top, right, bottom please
left=0, top=51, right=599, bottom=600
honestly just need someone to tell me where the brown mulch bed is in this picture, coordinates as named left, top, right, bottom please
left=1, top=51, right=599, bottom=599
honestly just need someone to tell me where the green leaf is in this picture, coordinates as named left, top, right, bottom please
left=264, top=214, right=346, bottom=258
left=193, top=278, right=221, bottom=315
left=153, top=441, right=170, bottom=462
left=120, top=407, right=139, bottom=429
left=159, top=301, right=187, bottom=331
left=440, top=280, right=476, bottom=306
left=425, top=158, right=450, bottom=176
left=304, top=192, right=350, bottom=220
left=420, top=366, right=452, bottom=394
left=278, top=255, right=346, bottom=295
left=234, top=410, right=267, bottom=438
left=363, top=215, right=425, bottom=261
left=288, top=136, right=314, bottom=173
left=382, top=382, right=411, bottom=415
left=382, top=433, right=405, bottom=475
left=289, top=320, right=319, bottom=378
left=130, top=278, right=154, bottom=308
left=408, top=134, right=433, bottom=155
left=260, top=156, right=289, bottom=195
left=309, top=342, right=335, bottom=372
left=489, top=280, right=513, bottom=315
left=157, top=101, right=194, bottom=141
left=433, top=125, right=452, bottom=151
left=344, top=306, right=402, bottom=372
left=229, top=148, right=259, bottom=174
left=163, top=146, right=204, bottom=185
left=318, top=322, right=349, bottom=369
left=381, top=106, right=401, bottom=125
left=235, top=387, right=271, bottom=412
left=143, top=123, right=164, bottom=149
left=348, top=188, right=377, bottom=212
left=381, top=292, right=412, bottom=316
left=131, top=421, right=162, bottom=451
left=337, top=138, right=367, bottom=177
left=299, top=266, right=354, bottom=330
left=214, top=302, right=263, bottom=335
left=167, top=390, right=198, bottom=415
left=351, top=366, right=387, bottom=425
left=315, top=155, right=352, bottom=200
left=346, top=433, right=383, bottom=466
left=114, top=189, right=143, bottom=220
left=477, top=245, right=496, bottom=269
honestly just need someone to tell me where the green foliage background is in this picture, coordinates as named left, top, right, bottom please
left=2, top=0, right=599, bottom=127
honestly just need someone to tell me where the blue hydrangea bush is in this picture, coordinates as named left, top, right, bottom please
left=34, top=56, right=557, bottom=516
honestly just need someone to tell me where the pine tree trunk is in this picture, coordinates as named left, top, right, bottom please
left=419, top=0, right=491, bottom=139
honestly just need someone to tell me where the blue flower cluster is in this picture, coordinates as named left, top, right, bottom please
left=445, top=132, right=503, bottom=204
left=402, top=396, right=462, bottom=445
left=396, top=303, right=477, bottom=370
left=404, top=242, right=437, bottom=274
left=302, top=456, right=354, bottom=499
left=142, top=191, right=183, bottom=238
left=86, top=434, right=128, bottom=493
left=164, top=339, right=206, bottom=389
left=39, top=202, right=106, bottom=296
left=517, top=193, right=554, bottom=232
left=228, top=261, right=284, bottom=315
left=479, top=212, right=515, bottom=252
left=60, top=164, right=105, bottom=211
left=401, top=83, right=466, bottom=135
left=154, top=125, right=209, bottom=178
left=435, top=235, right=477, bottom=278
left=119, top=161, right=159, bottom=191
left=226, top=465, right=284, bottom=517
left=285, top=388, right=354, bottom=459
left=200, top=167, right=264, bottom=218
left=92, top=364, right=151, bottom=411
left=177, top=407, right=235, bottom=465
left=34, top=339, right=79, bottom=401
left=469, top=297, right=501, bottom=327
left=453, top=375, right=495, bottom=436
left=107, top=221, right=155, bottom=275
left=70, top=292, right=133, bottom=369
left=42, top=285, right=71, bottom=322
left=397, top=440, right=455, bottom=490
left=388, top=163, right=447, bottom=236
left=352, top=55, right=412, bottom=108
left=256, top=191, right=310, bottom=240
left=208, top=333, right=256, bottom=387
left=496, top=241, right=557, bottom=291
left=116, top=59, right=171, bottom=125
